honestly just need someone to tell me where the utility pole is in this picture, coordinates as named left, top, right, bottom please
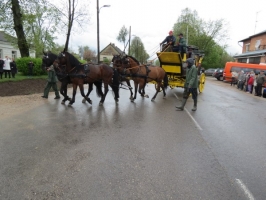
left=128, top=26, right=131, bottom=55
left=254, top=11, right=261, bottom=34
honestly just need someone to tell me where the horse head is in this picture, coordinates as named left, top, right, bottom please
left=42, top=51, right=57, bottom=71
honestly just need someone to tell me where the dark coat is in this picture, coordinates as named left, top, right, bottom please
left=0, top=60, right=4, bottom=73
left=10, top=61, right=17, bottom=73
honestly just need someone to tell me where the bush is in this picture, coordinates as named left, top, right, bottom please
left=16, top=57, right=46, bottom=76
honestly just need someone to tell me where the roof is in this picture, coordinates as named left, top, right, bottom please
left=0, top=31, right=9, bottom=42
left=0, top=31, right=17, bottom=43
left=100, top=43, right=123, bottom=54
left=238, top=30, right=266, bottom=42
left=233, top=49, right=266, bottom=58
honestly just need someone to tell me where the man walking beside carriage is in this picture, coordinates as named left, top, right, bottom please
left=41, top=65, right=60, bottom=99
left=176, top=58, right=198, bottom=111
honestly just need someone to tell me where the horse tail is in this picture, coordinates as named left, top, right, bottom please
left=112, top=69, right=120, bottom=98
left=95, top=81, right=103, bottom=97
left=163, top=72, right=168, bottom=89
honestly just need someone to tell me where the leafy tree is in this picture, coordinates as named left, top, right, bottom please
left=22, top=0, right=60, bottom=57
left=129, top=36, right=149, bottom=64
left=0, top=0, right=61, bottom=57
left=173, top=8, right=231, bottom=68
left=116, top=25, right=128, bottom=51
left=0, top=0, right=29, bottom=57
left=78, top=46, right=96, bottom=62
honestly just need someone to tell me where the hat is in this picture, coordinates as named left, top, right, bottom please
left=169, top=30, right=173, bottom=34
left=179, top=33, right=183, bottom=36
left=186, top=58, right=194, bottom=65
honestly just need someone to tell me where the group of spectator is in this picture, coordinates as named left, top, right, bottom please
left=0, top=56, right=17, bottom=79
left=231, top=70, right=266, bottom=97
left=0, top=56, right=35, bottom=79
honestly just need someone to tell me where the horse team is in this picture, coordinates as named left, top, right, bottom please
left=42, top=51, right=168, bottom=106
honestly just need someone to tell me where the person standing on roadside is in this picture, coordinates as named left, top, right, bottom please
left=176, top=58, right=198, bottom=111
left=0, top=57, right=4, bottom=79
left=3, top=56, right=11, bottom=78
left=10, top=58, right=17, bottom=78
left=255, top=70, right=265, bottom=97
left=28, top=60, right=34, bottom=78
left=41, top=65, right=60, bottom=99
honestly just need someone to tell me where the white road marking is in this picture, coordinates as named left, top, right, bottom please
left=174, top=93, right=203, bottom=131
left=235, top=179, right=255, bottom=200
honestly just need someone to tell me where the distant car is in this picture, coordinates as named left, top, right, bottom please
left=204, top=68, right=216, bottom=76
left=212, top=68, right=224, bottom=80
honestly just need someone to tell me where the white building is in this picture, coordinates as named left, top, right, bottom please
left=0, top=31, right=35, bottom=59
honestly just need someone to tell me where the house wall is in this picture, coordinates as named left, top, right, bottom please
left=242, top=34, right=266, bottom=52
left=0, top=41, right=21, bottom=59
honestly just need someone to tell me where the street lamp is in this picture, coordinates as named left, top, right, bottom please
left=97, top=0, right=110, bottom=64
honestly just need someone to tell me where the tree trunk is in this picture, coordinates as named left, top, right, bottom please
left=11, top=0, right=29, bottom=57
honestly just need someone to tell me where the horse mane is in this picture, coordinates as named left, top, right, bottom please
left=65, top=51, right=81, bottom=67
left=127, top=55, right=140, bottom=65
left=47, top=51, right=57, bottom=60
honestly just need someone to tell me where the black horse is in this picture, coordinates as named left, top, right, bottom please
left=53, top=51, right=120, bottom=106
left=112, top=55, right=134, bottom=100
left=42, top=51, right=72, bottom=104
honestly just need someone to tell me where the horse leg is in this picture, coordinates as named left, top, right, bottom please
left=82, top=83, right=93, bottom=104
left=61, top=81, right=70, bottom=104
left=110, top=82, right=119, bottom=103
left=132, top=81, right=138, bottom=102
left=139, top=81, right=149, bottom=98
left=151, top=82, right=161, bottom=101
left=78, top=83, right=92, bottom=104
left=69, top=84, right=77, bottom=106
left=99, top=82, right=109, bottom=105
left=126, top=79, right=133, bottom=100
left=161, top=83, right=166, bottom=99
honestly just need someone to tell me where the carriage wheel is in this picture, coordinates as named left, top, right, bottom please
left=198, top=73, right=206, bottom=93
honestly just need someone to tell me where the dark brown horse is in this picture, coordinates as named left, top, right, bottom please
left=53, top=51, right=120, bottom=106
left=111, top=55, right=133, bottom=100
left=113, top=54, right=168, bottom=101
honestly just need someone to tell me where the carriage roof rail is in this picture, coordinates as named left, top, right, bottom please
left=186, top=45, right=199, bottom=50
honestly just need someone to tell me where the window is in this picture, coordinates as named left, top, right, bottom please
left=249, top=57, right=260, bottom=64
left=238, top=58, right=247, bottom=63
left=0, top=49, right=2, bottom=58
left=255, top=40, right=261, bottom=50
left=245, top=43, right=250, bottom=52
left=12, top=51, right=17, bottom=59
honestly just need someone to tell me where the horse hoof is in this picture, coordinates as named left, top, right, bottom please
left=163, top=96, right=166, bottom=99
left=61, top=100, right=65, bottom=104
left=144, top=94, right=149, bottom=98
left=99, top=102, right=103, bottom=106
left=68, top=104, right=72, bottom=107
left=82, top=99, right=86, bottom=103
left=88, top=100, right=92, bottom=104
left=151, top=98, right=155, bottom=102
left=131, top=99, right=134, bottom=102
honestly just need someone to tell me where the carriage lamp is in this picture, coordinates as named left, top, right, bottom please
left=97, top=1, right=111, bottom=64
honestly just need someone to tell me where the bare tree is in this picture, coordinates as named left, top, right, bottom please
left=53, top=0, right=90, bottom=52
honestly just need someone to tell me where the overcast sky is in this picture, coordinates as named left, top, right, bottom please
left=54, top=0, right=266, bottom=59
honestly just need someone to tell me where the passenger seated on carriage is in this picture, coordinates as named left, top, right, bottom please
left=160, top=30, right=176, bottom=52
left=173, top=33, right=187, bottom=59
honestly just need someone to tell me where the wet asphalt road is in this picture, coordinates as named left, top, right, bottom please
left=0, top=77, right=266, bottom=200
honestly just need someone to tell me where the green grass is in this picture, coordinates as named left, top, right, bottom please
left=0, top=72, right=47, bottom=83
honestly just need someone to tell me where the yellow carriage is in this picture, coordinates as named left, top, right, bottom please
left=156, top=45, right=205, bottom=93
